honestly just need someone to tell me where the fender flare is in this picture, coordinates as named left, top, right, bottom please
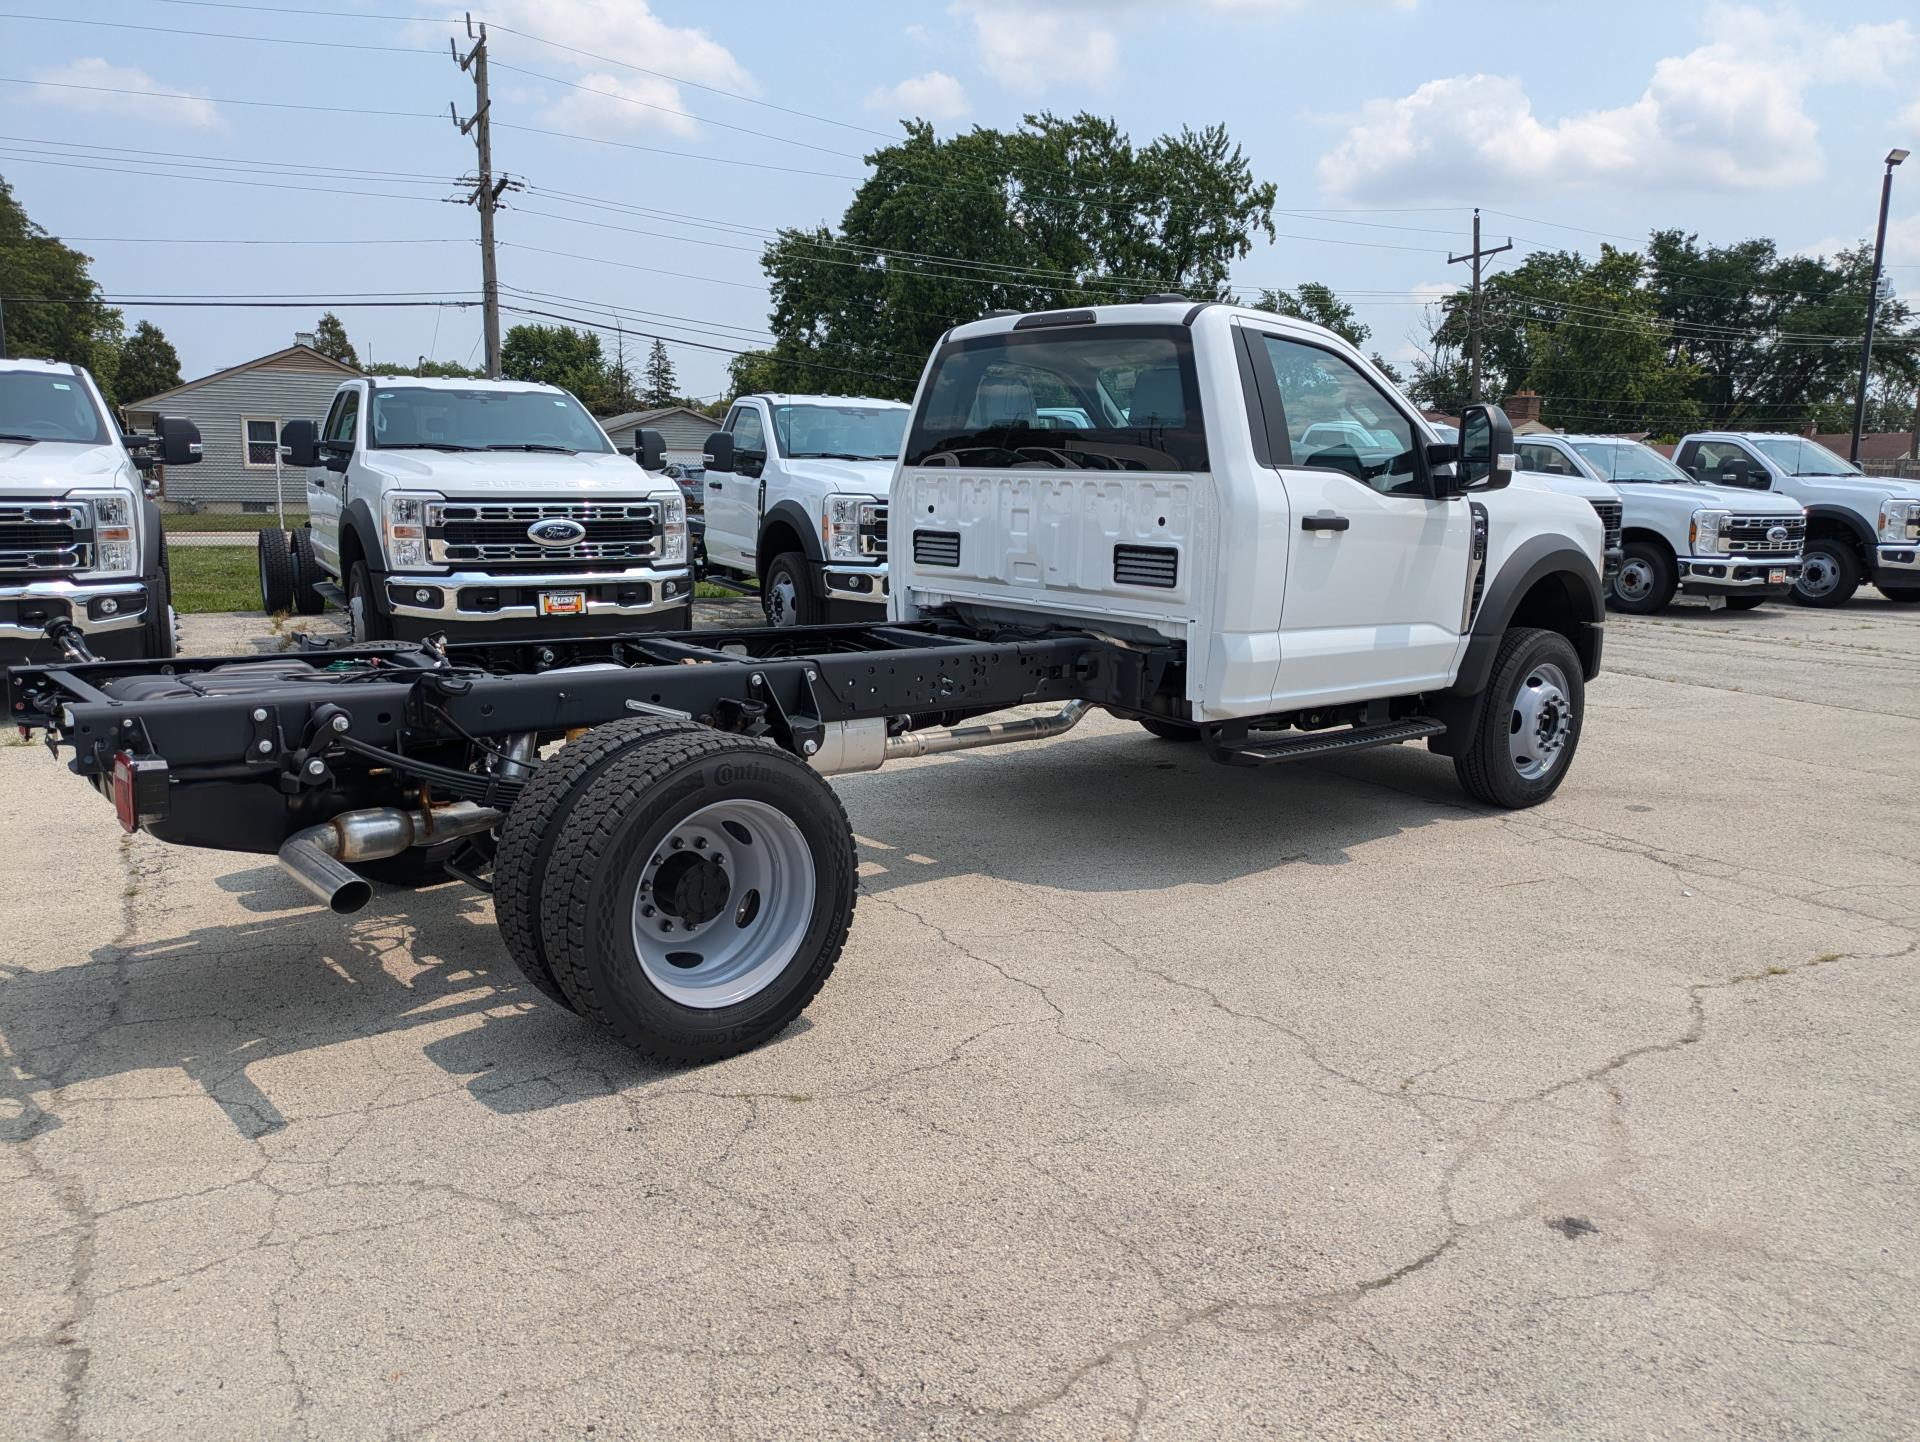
left=141, top=499, right=166, bottom=583
left=758, top=498, right=825, bottom=572
left=343, top=498, right=384, bottom=576
left=1803, top=504, right=1875, bottom=554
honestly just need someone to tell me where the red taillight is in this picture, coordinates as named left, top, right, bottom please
left=112, top=752, right=169, bottom=833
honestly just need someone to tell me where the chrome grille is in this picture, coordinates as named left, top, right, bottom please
left=1724, top=514, right=1806, bottom=556
left=426, top=499, right=660, bottom=567
left=859, top=502, right=888, bottom=558
left=1589, top=500, right=1622, bottom=554
left=0, top=501, right=92, bottom=574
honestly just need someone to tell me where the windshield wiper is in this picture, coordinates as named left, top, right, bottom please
left=792, top=451, right=892, bottom=461
left=379, top=441, right=482, bottom=451
left=0, top=432, right=44, bottom=443
left=485, top=442, right=578, bottom=453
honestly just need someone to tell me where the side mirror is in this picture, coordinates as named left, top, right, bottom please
left=1458, top=403, right=1515, bottom=492
left=636, top=427, right=667, bottom=471
left=703, top=430, right=735, bottom=473
left=279, top=419, right=321, bottom=469
left=155, top=415, right=203, bottom=467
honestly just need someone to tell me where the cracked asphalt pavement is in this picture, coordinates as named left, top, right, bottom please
left=3, top=598, right=1917, bottom=1439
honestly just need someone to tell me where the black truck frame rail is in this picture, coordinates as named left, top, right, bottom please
left=10, top=620, right=1179, bottom=852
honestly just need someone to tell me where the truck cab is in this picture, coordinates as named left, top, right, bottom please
left=700, top=394, right=908, bottom=625
left=1540, top=433, right=1806, bottom=613
left=0, top=358, right=200, bottom=710
left=1673, top=431, right=1920, bottom=607
left=271, top=376, right=693, bottom=640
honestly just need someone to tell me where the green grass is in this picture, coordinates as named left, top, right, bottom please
left=168, top=545, right=260, bottom=614
left=164, top=510, right=308, bottom=533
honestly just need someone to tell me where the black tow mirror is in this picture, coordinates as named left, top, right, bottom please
left=703, top=430, right=734, bottom=473
left=636, top=427, right=667, bottom=471
left=279, top=419, right=321, bottom=468
left=155, top=415, right=203, bottom=467
left=1458, top=404, right=1515, bottom=491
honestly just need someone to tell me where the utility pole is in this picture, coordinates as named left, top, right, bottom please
left=1448, top=208, right=1513, bottom=404
left=0, top=293, right=8, bottom=359
left=1851, top=148, right=1908, bottom=466
left=451, top=14, right=511, bottom=379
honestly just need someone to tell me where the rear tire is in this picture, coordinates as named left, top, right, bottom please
left=1139, top=718, right=1199, bottom=742
left=346, top=559, right=392, bottom=641
left=1724, top=595, right=1767, bottom=611
left=1608, top=541, right=1675, bottom=615
left=762, top=552, right=822, bottom=628
left=258, top=528, right=294, bottom=613
left=537, top=728, right=856, bottom=1063
left=1791, top=536, right=1861, bottom=608
left=1453, top=627, right=1585, bottom=810
left=289, top=530, right=326, bottom=615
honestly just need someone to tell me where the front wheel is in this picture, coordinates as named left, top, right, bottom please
left=345, top=560, right=392, bottom=642
left=142, top=552, right=177, bottom=659
left=761, top=552, right=822, bottom=628
left=1454, top=627, right=1585, bottom=809
left=1609, top=541, right=1675, bottom=615
left=1139, top=718, right=1200, bottom=742
left=534, top=727, right=856, bottom=1063
left=1791, top=537, right=1861, bottom=608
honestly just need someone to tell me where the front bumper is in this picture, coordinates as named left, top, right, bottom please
left=1874, top=543, right=1920, bottom=578
left=0, top=578, right=149, bottom=641
left=383, top=565, right=694, bottom=622
left=1677, top=556, right=1802, bottom=596
left=819, top=561, right=889, bottom=606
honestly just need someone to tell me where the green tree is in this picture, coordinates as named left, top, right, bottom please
left=311, top=311, right=360, bottom=369
left=641, top=339, right=678, bottom=408
left=1251, top=282, right=1367, bottom=346
left=500, top=322, right=612, bottom=408
left=113, top=320, right=183, bottom=404
left=0, top=173, right=125, bottom=395
left=387, top=358, right=484, bottom=379
left=748, top=114, right=1278, bottom=400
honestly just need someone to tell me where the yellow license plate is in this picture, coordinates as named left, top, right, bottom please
left=538, top=590, right=586, bottom=617
left=1769, top=569, right=1787, bottom=585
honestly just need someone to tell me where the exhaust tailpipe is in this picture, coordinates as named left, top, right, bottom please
left=884, top=701, right=1091, bottom=761
left=277, top=801, right=502, bottom=914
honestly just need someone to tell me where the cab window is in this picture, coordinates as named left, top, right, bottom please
left=1518, top=442, right=1580, bottom=477
left=1253, top=334, right=1419, bottom=496
left=729, top=407, right=766, bottom=458
left=325, top=389, right=360, bottom=448
left=1692, top=441, right=1763, bottom=488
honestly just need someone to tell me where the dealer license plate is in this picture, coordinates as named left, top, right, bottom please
left=1769, top=569, right=1787, bottom=585
left=538, top=590, right=586, bottom=617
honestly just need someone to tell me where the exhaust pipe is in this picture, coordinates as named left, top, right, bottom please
left=884, top=701, right=1091, bottom=761
left=277, top=801, right=502, bottom=914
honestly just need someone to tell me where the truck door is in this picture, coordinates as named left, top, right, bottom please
left=305, top=386, right=357, bottom=574
left=1242, top=328, right=1470, bottom=706
left=704, top=404, right=767, bottom=570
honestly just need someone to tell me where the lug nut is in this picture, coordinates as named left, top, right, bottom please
left=661, top=920, right=674, bottom=933
left=670, top=836, right=684, bottom=849
left=641, top=904, right=655, bottom=917
left=693, top=837, right=707, bottom=850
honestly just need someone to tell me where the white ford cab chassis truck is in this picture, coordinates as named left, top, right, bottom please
left=1673, top=431, right=1920, bottom=607
left=1, top=358, right=202, bottom=714
left=257, top=376, right=693, bottom=640
left=11, top=301, right=1605, bottom=1064
left=1517, top=432, right=1806, bottom=613
left=698, top=394, right=908, bottom=627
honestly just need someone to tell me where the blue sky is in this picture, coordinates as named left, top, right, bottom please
left=3, top=0, right=1916, bottom=401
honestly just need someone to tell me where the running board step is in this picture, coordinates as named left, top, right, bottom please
left=1205, top=717, right=1446, bottom=766
left=316, top=582, right=347, bottom=607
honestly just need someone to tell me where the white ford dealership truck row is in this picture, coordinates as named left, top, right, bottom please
left=699, top=394, right=908, bottom=626
left=1673, top=432, right=1920, bottom=607
left=260, top=376, right=694, bottom=640
left=14, top=300, right=1609, bottom=1063
left=1516, top=432, right=1806, bottom=613
left=0, top=358, right=202, bottom=711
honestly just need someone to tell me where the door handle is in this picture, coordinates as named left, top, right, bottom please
left=707, top=480, right=723, bottom=489
left=1302, top=515, right=1349, bottom=532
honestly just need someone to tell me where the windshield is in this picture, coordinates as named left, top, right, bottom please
left=368, top=386, right=613, bottom=454
left=904, top=325, right=1208, bottom=472
left=1571, top=439, right=1691, bottom=483
left=772, top=403, right=907, bottom=461
left=1747, top=436, right=1860, bottom=477
left=0, top=370, right=110, bottom=445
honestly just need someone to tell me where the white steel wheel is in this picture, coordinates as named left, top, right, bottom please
left=630, top=798, right=817, bottom=1009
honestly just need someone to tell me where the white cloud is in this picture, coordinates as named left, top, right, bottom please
left=1318, top=7, right=1915, bottom=201
left=433, top=1, right=754, bottom=138
left=30, top=57, right=221, bottom=129
left=956, top=2, right=1120, bottom=93
left=866, top=71, right=971, bottom=122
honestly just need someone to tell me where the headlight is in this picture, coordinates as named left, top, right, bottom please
left=658, top=492, right=688, bottom=564
left=823, top=495, right=872, bottom=562
left=1878, top=499, right=1920, bottom=543
left=1690, top=508, right=1732, bottom=554
left=69, top=491, right=138, bottom=576
left=381, top=491, right=440, bottom=569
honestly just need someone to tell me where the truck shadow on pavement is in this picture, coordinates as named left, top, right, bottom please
left=1, top=726, right=1466, bottom=1140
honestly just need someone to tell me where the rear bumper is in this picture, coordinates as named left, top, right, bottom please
left=1677, top=556, right=1801, bottom=595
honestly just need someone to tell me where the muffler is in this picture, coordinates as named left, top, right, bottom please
left=277, top=801, right=502, bottom=914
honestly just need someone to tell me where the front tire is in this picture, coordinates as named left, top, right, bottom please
left=1609, top=541, right=1675, bottom=615
left=1454, top=627, right=1585, bottom=809
left=536, top=727, right=856, bottom=1063
left=1723, top=595, right=1767, bottom=611
left=761, top=552, right=822, bottom=628
left=345, top=560, right=392, bottom=642
left=1791, top=536, right=1861, bottom=608
left=1139, top=718, right=1199, bottom=742
left=142, top=551, right=177, bottom=659
left=258, top=528, right=294, bottom=613
left=1878, top=584, right=1920, bottom=604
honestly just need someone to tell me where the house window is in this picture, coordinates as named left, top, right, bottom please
left=242, top=415, right=282, bottom=468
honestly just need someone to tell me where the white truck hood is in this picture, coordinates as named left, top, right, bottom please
left=361, top=448, right=673, bottom=497
left=0, top=439, right=131, bottom=492
left=1792, top=473, right=1920, bottom=506
left=1619, top=480, right=1802, bottom=513
left=779, top=457, right=895, bottom=496
left=1514, top=471, right=1620, bottom=504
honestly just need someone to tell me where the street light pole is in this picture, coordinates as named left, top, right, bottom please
left=1850, top=148, right=1908, bottom=466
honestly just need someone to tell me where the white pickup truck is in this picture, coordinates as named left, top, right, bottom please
left=1517, top=432, right=1805, bottom=613
left=1673, top=431, right=1920, bottom=607
left=1, top=357, right=201, bottom=712
left=264, top=376, right=693, bottom=640
left=15, top=300, right=1607, bottom=1064
left=699, top=393, right=908, bottom=626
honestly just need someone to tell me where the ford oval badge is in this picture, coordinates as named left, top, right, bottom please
left=528, top=518, right=587, bottom=547
left=1767, top=525, right=1788, bottom=543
